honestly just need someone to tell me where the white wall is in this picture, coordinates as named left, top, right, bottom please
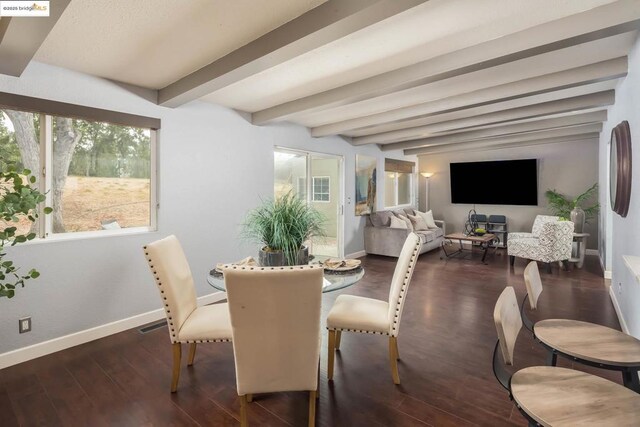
left=0, top=62, right=414, bottom=356
left=418, top=139, right=600, bottom=248
left=599, top=32, right=640, bottom=337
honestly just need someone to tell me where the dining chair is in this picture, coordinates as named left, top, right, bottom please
left=224, top=265, right=324, bottom=427
left=493, top=287, right=640, bottom=426
left=326, top=232, right=421, bottom=385
left=520, top=260, right=543, bottom=331
left=143, top=235, right=232, bottom=392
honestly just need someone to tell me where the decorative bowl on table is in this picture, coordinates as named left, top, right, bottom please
left=474, top=228, right=487, bottom=236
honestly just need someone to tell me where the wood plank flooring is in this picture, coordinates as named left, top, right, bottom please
left=0, top=249, right=618, bottom=426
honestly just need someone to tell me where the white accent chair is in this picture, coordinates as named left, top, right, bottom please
left=224, top=265, right=324, bottom=427
left=508, top=215, right=574, bottom=273
left=326, top=233, right=421, bottom=384
left=143, top=235, right=232, bottom=392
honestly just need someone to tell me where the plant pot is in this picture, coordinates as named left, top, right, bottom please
left=570, top=207, right=585, bottom=233
left=259, top=246, right=309, bottom=266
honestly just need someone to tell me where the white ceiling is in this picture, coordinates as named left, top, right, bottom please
left=34, top=0, right=326, bottom=89
left=11, top=0, right=640, bottom=155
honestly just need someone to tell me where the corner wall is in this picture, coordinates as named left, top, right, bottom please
left=599, top=31, right=640, bottom=337
left=0, top=62, right=414, bottom=358
left=418, top=139, right=600, bottom=249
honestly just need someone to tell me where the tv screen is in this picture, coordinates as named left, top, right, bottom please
left=450, top=159, right=538, bottom=205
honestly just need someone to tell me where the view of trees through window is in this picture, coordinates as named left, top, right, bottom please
left=0, top=109, right=152, bottom=235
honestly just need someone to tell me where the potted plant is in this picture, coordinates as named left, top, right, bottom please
left=544, top=183, right=599, bottom=233
left=0, top=161, right=51, bottom=298
left=243, top=192, right=325, bottom=266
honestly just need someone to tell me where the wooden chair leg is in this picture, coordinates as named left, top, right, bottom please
left=171, top=343, right=181, bottom=393
left=308, top=390, right=317, bottom=427
left=327, top=330, right=336, bottom=381
left=187, top=343, right=197, bottom=366
left=239, top=395, right=248, bottom=427
left=510, top=255, right=515, bottom=266
left=247, top=394, right=253, bottom=402
left=393, top=337, right=400, bottom=360
left=335, top=330, right=342, bottom=350
left=389, top=337, right=400, bottom=385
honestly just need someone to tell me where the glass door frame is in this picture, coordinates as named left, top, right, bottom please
left=274, top=146, right=345, bottom=259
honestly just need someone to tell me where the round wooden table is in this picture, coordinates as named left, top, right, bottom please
left=534, top=319, right=640, bottom=392
left=511, top=366, right=640, bottom=427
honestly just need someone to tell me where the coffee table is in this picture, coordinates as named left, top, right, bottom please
left=441, top=232, right=497, bottom=263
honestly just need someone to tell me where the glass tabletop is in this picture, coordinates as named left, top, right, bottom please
left=207, top=265, right=364, bottom=293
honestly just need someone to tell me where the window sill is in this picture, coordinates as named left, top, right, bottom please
left=17, top=226, right=157, bottom=246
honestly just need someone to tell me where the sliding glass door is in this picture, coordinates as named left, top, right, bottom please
left=274, top=148, right=344, bottom=259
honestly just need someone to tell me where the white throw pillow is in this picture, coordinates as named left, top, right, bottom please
left=407, top=213, right=429, bottom=231
left=394, top=214, right=414, bottom=231
left=416, top=210, right=438, bottom=229
left=389, top=215, right=408, bottom=229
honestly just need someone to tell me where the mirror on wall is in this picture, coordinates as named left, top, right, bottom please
left=609, top=120, right=632, bottom=217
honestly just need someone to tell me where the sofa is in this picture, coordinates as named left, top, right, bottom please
left=364, top=208, right=446, bottom=257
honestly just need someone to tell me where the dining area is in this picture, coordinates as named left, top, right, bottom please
left=143, top=233, right=422, bottom=426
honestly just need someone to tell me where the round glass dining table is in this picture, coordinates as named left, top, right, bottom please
left=207, top=265, right=364, bottom=293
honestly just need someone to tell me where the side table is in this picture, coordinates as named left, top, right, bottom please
left=569, top=233, right=589, bottom=268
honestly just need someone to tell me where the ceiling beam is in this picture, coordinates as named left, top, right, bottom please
left=404, top=124, right=603, bottom=156
left=157, top=0, right=426, bottom=108
left=311, top=57, right=627, bottom=137
left=0, top=0, right=71, bottom=77
left=381, top=110, right=606, bottom=151
left=348, top=81, right=617, bottom=136
left=353, top=90, right=614, bottom=145
left=412, top=133, right=600, bottom=156
left=251, top=0, right=640, bottom=125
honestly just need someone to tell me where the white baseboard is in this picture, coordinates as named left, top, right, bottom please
left=586, top=249, right=599, bottom=256
left=0, top=292, right=226, bottom=370
left=597, top=252, right=612, bottom=279
left=609, top=286, right=630, bottom=334
left=346, top=250, right=367, bottom=259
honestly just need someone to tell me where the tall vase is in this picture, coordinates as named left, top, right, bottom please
left=570, top=207, right=585, bottom=233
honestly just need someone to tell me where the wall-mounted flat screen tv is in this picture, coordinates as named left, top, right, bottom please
left=450, top=159, right=538, bottom=205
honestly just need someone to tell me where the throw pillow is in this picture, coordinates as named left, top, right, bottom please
left=408, top=213, right=429, bottom=231
left=389, top=215, right=408, bottom=229
left=394, top=213, right=414, bottom=231
left=416, top=210, right=438, bottom=229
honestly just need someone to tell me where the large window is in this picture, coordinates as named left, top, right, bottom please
left=0, top=108, right=156, bottom=239
left=384, top=158, right=415, bottom=208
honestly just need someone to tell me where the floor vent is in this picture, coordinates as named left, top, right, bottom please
left=139, top=320, right=167, bottom=334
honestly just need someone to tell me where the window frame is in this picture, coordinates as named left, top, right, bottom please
left=2, top=109, right=158, bottom=242
left=312, top=176, right=330, bottom=203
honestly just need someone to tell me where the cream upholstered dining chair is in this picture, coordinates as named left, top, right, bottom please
left=493, top=287, right=640, bottom=426
left=326, top=232, right=421, bottom=385
left=224, top=265, right=324, bottom=427
left=143, top=235, right=232, bottom=392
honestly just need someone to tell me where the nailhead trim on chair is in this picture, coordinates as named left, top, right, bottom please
left=326, top=235, right=421, bottom=337
left=390, top=237, right=421, bottom=336
left=143, top=244, right=231, bottom=344
left=327, top=327, right=389, bottom=335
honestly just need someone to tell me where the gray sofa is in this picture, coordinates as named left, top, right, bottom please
left=364, top=208, right=446, bottom=257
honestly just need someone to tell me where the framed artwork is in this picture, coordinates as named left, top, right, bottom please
left=355, top=155, right=377, bottom=216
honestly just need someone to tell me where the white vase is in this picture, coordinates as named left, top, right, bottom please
left=570, top=207, right=585, bottom=233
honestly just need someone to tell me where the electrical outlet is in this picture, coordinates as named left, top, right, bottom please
left=19, top=317, right=31, bottom=334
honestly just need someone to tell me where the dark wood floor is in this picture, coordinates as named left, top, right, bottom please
left=0, top=249, right=618, bottom=426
